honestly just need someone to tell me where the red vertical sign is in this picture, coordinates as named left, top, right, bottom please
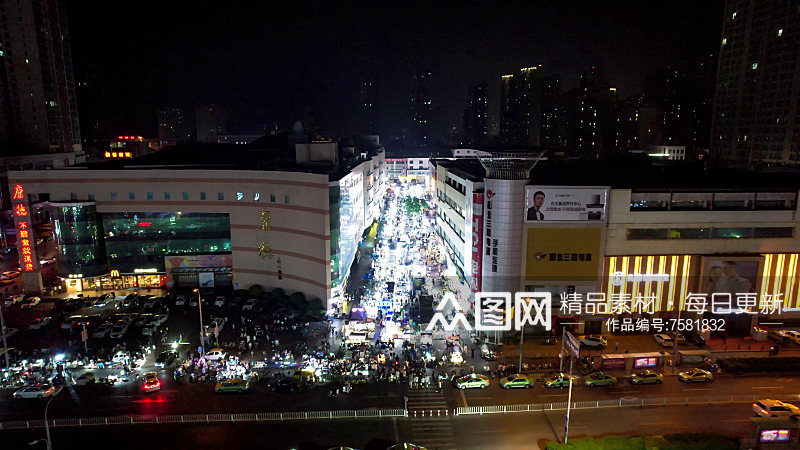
left=11, top=184, right=36, bottom=272
left=471, top=193, right=484, bottom=293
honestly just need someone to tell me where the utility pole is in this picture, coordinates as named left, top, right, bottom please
left=194, top=289, right=205, bottom=355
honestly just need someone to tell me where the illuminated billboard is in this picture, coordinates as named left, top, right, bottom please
left=525, top=228, right=602, bottom=281
left=524, top=187, right=608, bottom=223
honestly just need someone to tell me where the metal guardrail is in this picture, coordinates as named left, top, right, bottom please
left=454, top=393, right=800, bottom=415
left=0, top=409, right=408, bottom=430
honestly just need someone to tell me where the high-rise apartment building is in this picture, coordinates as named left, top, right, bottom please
left=410, top=70, right=433, bottom=147
left=462, top=82, right=488, bottom=146
left=0, top=0, right=81, bottom=154
left=158, top=106, right=192, bottom=141
left=498, top=66, right=543, bottom=147
left=711, top=0, right=800, bottom=167
left=196, top=104, right=225, bottom=143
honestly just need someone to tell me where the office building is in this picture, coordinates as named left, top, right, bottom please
left=499, top=66, right=543, bottom=148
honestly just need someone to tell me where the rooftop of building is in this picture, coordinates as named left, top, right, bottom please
left=59, top=133, right=383, bottom=179
left=432, top=155, right=800, bottom=191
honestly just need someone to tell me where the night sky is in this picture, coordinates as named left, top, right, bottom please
left=66, top=0, right=725, bottom=139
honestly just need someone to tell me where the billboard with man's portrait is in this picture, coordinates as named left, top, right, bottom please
left=524, top=186, right=609, bottom=223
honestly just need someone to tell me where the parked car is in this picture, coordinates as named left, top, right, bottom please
left=135, top=314, right=155, bottom=326
left=681, top=330, right=706, bottom=346
left=767, top=329, right=791, bottom=344
left=630, top=370, right=663, bottom=384
left=204, top=348, right=226, bottom=361
left=753, top=399, right=800, bottom=417
left=28, top=317, right=51, bottom=330
left=678, top=368, right=713, bottom=383
left=214, top=296, right=226, bottom=307
left=584, top=372, right=617, bottom=387
left=242, top=298, right=258, bottom=311
left=673, top=333, right=688, bottom=346
left=146, top=314, right=168, bottom=327
left=578, top=336, right=607, bottom=349
left=61, top=315, right=82, bottom=330
left=93, top=294, right=113, bottom=307
left=154, top=351, right=178, bottom=368
left=4, top=294, right=24, bottom=307
left=13, top=385, right=57, bottom=399
left=544, top=373, right=577, bottom=388
left=215, top=378, right=250, bottom=393
left=499, top=374, right=532, bottom=389
left=175, top=295, right=186, bottom=306
left=653, top=334, right=674, bottom=347
left=783, top=330, right=800, bottom=345
left=110, top=319, right=131, bottom=339
left=1, top=327, right=18, bottom=340
left=20, top=296, right=41, bottom=309
left=92, top=322, right=113, bottom=338
left=454, top=374, right=490, bottom=389
left=141, top=372, right=161, bottom=393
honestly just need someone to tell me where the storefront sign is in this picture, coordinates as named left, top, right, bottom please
left=760, top=429, right=790, bottom=443
left=110, top=270, right=120, bottom=277
left=610, top=272, right=670, bottom=286
left=471, top=193, right=484, bottom=292
left=134, top=268, right=158, bottom=273
left=633, top=357, right=658, bottom=368
left=11, top=184, right=36, bottom=272
left=524, top=186, right=608, bottom=222
left=525, top=228, right=601, bottom=281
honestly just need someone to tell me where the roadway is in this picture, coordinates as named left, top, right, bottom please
left=0, top=403, right=767, bottom=450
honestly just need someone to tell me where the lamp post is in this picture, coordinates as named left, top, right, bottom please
left=40, top=387, right=61, bottom=450
left=193, top=289, right=205, bottom=356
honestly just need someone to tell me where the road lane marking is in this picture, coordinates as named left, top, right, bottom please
left=640, top=421, right=673, bottom=425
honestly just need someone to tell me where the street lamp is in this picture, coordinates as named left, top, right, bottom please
left=39, top=386, right=62, bottom=450
left=193, top=289, right=205, bottom=356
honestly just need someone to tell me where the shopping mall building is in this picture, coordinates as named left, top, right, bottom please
left=432, top=155, right=800, bottom=334
left=8, top=132, right=387, bottom=306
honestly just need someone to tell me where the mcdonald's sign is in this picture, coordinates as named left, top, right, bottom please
left=110, top=270, right=120, bottom=277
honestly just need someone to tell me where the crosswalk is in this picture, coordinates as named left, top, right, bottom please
left=406, top=388, right=457, bottom=450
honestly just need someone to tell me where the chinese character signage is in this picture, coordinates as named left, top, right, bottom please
left=11, top=184, right=37, bottom=272
left=525, top=228, right=601, bottom=281
left=470, top=193, right=483, bottom=292
left=525, top=187, right=608, bottom=222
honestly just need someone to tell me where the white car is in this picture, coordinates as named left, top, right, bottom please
left=92, top=322, right=113, bottom=338
left=204, top=348, right=226, bottom=361
left=242, top=298, right=258, bottom=311
left=175, top=295, right=186, bottom=306
left=109, top=320, right=131, bottom=339
left=146, top=314, right=168, bottom=327
left=214, top=296, right=226, bottom=307
left=579, top=336, right=607, bottom=348
left=28, top=317, right=51, bottom=330
left=654, top=334, right=674, bottom=347
left=753, top=399, right=800, bottom=417
left=1, top=327, right=18, bottom=340
left=13, top=385, right=58, bottom=399
left=20, top=297, right=41, bottom=309
left=4, top=294, right=24, bottom=307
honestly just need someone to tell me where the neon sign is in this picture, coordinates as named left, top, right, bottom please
left=12, top=184, right=24, bottom=201
left=11, top=184, right=35, bottom=271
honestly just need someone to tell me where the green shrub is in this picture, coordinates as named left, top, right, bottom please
left=247, top=284, right=264, bottom=297
left=271, top=288, right=285, bottom=298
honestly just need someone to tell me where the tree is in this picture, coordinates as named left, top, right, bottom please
left=248, top=284, right=264, bottom=297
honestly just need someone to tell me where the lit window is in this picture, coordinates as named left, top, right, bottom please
left=125, top=152, right=131, bottom=157
left=129, top=192, right=135, bottom=200
left=752, top=62, right=758, bottom=69
left=721, top=38, right=727, bottom=46
left=778, top=29, right=783, bottom=37
left=147, top=192, right=153, bottom=200
left=105, top=152, right=111, bottom=157
left=731, top=11, right=736, bottom=19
